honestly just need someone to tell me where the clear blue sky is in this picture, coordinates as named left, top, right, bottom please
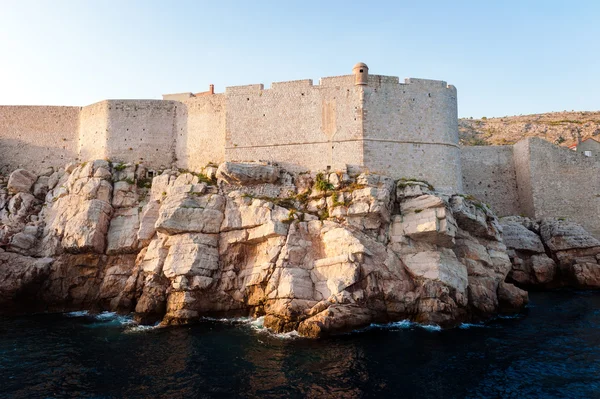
left=1, top=0, right=598, bottom=118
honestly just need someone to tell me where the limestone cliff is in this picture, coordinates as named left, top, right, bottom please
left=0, top=161, right=532, bottom=337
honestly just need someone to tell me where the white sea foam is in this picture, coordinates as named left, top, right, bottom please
left=124, top=323, right=161, bottom=334
left=420, top=324, right=442, bottom=331
left=64, top=310, right=89, bottom=317
left=497, top=314, right=523, bottom=320
left=244, top=316, right=299, bottom=339
left=95, top=311, right=118, bottom=320
left=92, top=311, right=136, bottom=326
left=201, top=315, right=300, bottom=339
left=459, top=323, right=488, bottom=329
left=364, top=319, right=442, bottom=332
left=200, top=316, right=254, bottom=324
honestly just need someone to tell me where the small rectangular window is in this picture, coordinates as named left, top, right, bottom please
left=584, top=151, right=592, bottom=157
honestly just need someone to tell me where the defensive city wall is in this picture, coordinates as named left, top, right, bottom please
left=0, top=64, right=461, bottom=193
left=0, top=63, right=598, bottom=236
left=462, top=138, right=600, bottom=237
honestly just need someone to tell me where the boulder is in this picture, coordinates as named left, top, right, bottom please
left=137, top=200, right=161, bottom=245
left=0, top=252, right=53, bottom=307
left=7, top=169, right=37, bottom=194
left=162, top=233, right=219, bottom=279
left=297, top=305, right=376, bottom=338
left=61, top=199, right=113, bottom=253
left=497, top=281, right=529, bottom=313
left=449, top=196, right=500, bottom=240
left=402, top=249, right=468, bottom=294
left=106, top=207, right=140, bottom=255
left=112, top=181, right=137, bottom=208
left=400, top=205, right=457, bottom=248
left=501, top=222, right=545, bottom=253
left=32, top=176, right=50, bottom=200
left=216, top=162, right=279, bottom=185
left=540, top=219, right=600, bottom=252
left=7, top=192, right=36, bottom=222
left=155, top=193, right=225, bottom=235
left=530, top=254, right=556, bottom=284
left=571, top=262, right=600, bottom=288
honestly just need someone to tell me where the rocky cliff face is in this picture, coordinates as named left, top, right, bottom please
left=0, top=161, right=530, bottom=337
left=501, top=216, right=600, bottom=289
left=460, top=111, right=600, bottom=146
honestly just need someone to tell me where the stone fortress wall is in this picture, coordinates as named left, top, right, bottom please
left=0, top=106, right=80, bottom=173
left=224, top=76, right=364, bottom=174
left=0, top=63, right=461, bottom=192
left=0, top=63, right=599, bottom=236
left=461, top=146, right=521, bottom=216
left=363, top=76, right=460, bottom=193
left=462, top=137, right=600, bottom=238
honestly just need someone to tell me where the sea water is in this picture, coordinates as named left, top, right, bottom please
left=1, top=291, right=599, bottom=398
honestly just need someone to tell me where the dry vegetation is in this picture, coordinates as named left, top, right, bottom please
left=459, top=111, right=600, bottom=146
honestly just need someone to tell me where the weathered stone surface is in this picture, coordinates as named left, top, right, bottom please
left=137, top=200, right=161, bottom=245
left=216, top=162, right=279, bottom=185
left=9, top=232, right=37, bottom=251
left=450, top=196, right=500, bottom=240
left=530, top=254, right=556, bottom=284
left=0, top=164, right=533, bottom=337
left=504, top=217, right=600, bottom=289
left=155, top=194, right=225, bottom=234
left=62, top=200, right=112, bottom=253
left=402, top=250, right=468, bottom=293
left=396, top=180, right=433, bottom=199
left=0, top=252, right=53, bottom=308
left=221, top=195, right=287, bottom=231
left=162, top=233, right=219, bottom=279
left=467, top=276, right=498, bottom=315
left=298, top=305, right=376, bottom=338
left=112, top=181, right=137, bottom=208
left=501, top=222, right=545, bottom=253
left=93, top=167, right=112, bottom=180
left=497, top=282, right=529, bottom=313
left=401, top=206, right=457, bottom=247
left=571, top=262, right=600, bottom=288
left=540, top=219, right=600, bottom=252
left=7, top=192, right=36, bottom=222
left=7, top=169, right=37, bottom=194
left=32, top=176, right=50, bottom=199
left=106, top=207, right=139, bottom=255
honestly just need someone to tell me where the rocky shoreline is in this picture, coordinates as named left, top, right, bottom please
left=1, top=161, right=599, bottom=337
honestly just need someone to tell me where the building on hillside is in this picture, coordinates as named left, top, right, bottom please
left=569, top=137, right=600, bottom=157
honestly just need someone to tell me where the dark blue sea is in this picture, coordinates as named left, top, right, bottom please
left=1, top=291, right=599, bottom=399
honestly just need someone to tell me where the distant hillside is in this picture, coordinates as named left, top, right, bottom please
left=459, top=111, right=600, bottom=146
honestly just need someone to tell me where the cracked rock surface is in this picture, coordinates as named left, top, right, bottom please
left=0, top=161, right=536, bottom=337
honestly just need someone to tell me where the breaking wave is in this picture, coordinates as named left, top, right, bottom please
left=363, top=319, right=442, bottom=332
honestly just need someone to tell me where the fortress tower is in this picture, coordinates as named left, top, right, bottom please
left=221, top=63, right=461, bottom=193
